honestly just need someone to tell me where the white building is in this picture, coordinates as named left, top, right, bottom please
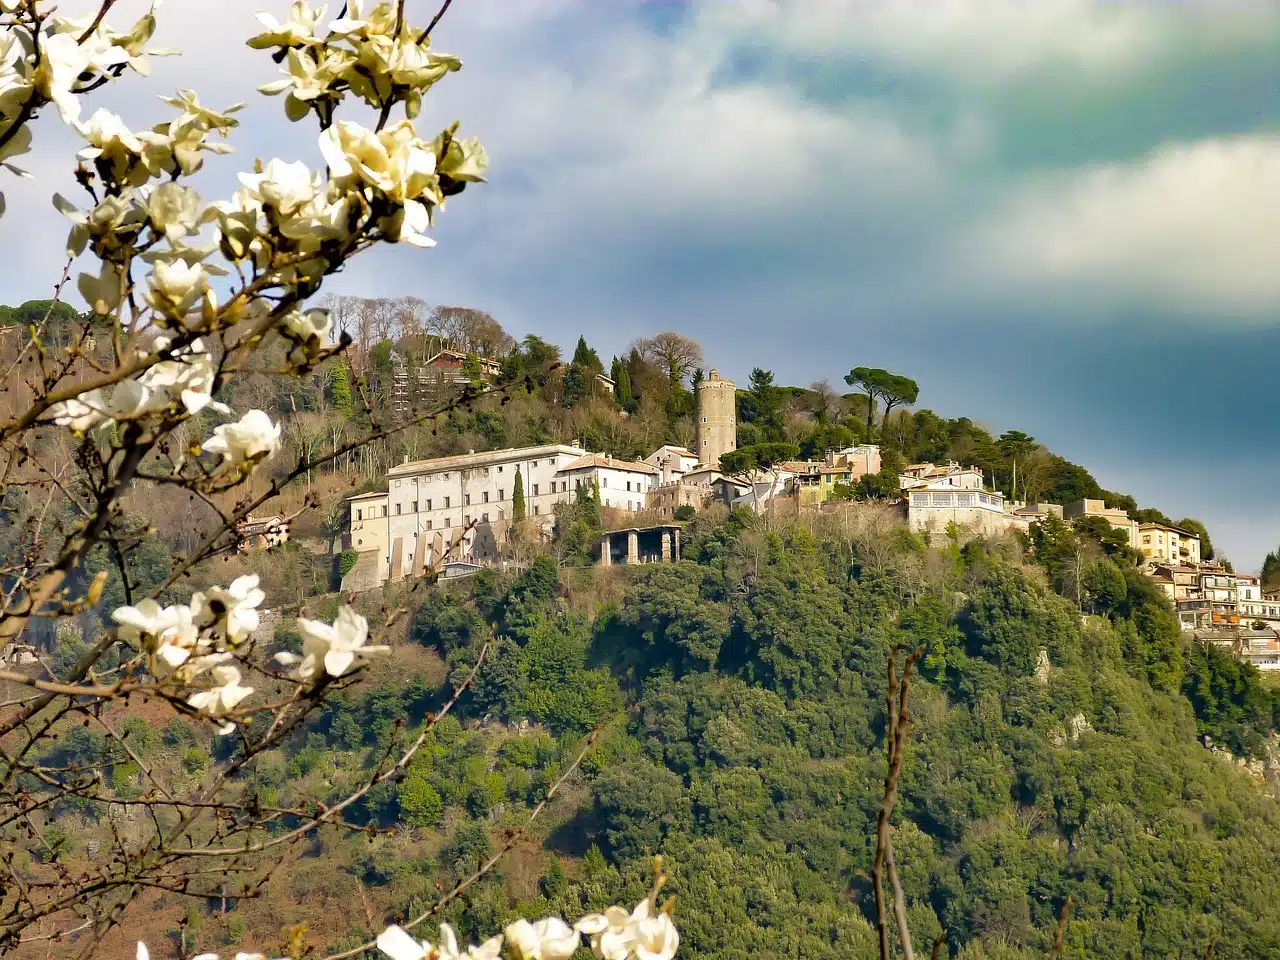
left=347, top=491, right=390, bottom=575
left=900, top=463, right=986, bottom=492
left=556, top=454, right=659, bottom=512
left=385, top=443, right=588, bottom=581
left=644, top=445, right=699, bottom=485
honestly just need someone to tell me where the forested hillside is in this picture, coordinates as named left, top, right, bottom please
left=16, top=507, right=1280, bottom=958
left=5, top=299, right=1279, bottom=958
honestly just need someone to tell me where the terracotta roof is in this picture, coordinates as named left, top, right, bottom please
left=1139, top=521, right=1197, bottom=537
left=559, top=454, right=659, bottom=475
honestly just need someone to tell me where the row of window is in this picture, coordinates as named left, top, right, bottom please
left=355, top=505, right=387, bottom=521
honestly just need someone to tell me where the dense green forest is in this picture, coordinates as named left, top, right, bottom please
left=43, top=509, right=1270, bottom=958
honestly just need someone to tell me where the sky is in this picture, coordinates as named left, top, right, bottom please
left=5, top=0, right=1280, bottom=567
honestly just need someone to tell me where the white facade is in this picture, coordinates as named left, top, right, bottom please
left=348, top=492, right=390, bottom=574
left=644, top=445, right=699, bottom=485
left=385, top=444, right=587, bottom=581
left=900, top=466, right=985, bottom=492
left=557, top=455, right=660, bottom=512
left=906, top=485, right=1010, bottom=538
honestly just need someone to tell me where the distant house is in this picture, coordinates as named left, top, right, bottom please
left=644, top=445, right=699, bottom=485
left=236, top=516, right=288, bottom=552
left=556, top=454, right=659, bottom=513
left=423, top=348, right=502, bottom=382
left=1062, top=499, right=1139, bottom=549
left=390, top=348, right=502, bottom=410
left=1138, top=521, right=1201, bottom=567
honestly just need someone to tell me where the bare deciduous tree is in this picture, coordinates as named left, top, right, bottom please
left=634, top=332, right=704, bottom=386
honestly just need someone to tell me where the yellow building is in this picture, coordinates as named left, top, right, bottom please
left=1139, top=522, right=1201, bottom=567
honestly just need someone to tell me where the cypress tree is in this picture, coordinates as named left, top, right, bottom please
left=513, top=469, right=526, bottom=523
left=329, top=360, right=354, bottom=416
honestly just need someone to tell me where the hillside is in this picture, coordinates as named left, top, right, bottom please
left=5, top=302, right=1280, bottom=959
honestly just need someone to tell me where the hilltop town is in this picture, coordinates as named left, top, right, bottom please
left=331, top=340, right=1280, bottom=675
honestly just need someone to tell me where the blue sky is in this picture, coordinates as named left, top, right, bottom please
left=6, top=0, right=1280, bottom=566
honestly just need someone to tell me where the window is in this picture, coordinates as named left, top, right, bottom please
left=498, top=465, right=503, bottom=473
left=445, top=518, right=451, bottom=528
left=484, top=468, right=490, bottom=477
left=381, top=506, right=387, bottom=517
left=533, top=483, right=539, bottom=496
left=357, top=509, right=363, bottom=521
left=464, top=515, right=470, bottom=525
left=426, top=499, right=432, bottom=510
left=602, top=477, right=608, bottom=488
left=482, top=513, right=489, bottom=523
left=1143, top=535, right=1151, bottom=544
left=498, top=489, right=504, bottom=500
left=626, top=481, right=632, bottom=492
left=534, top=505, right=540, bottom=515
left=575, top=479, right=582, bottom=490
left=396, top=503, right=402, bottom=515
left=444, top=496, right=450, bottom=508
left=483, top=491, right=490, bottom=503
left=701, top=417, right=707, bottom=423
left=411, top=500, right=418, bottom=513
left=533, top=460, right=539, bottom=467
left=395, top=479, right=402, bottom=487
left=427, top=520, right=432, bottom=530
left=465, top=494, right=471, bottom=506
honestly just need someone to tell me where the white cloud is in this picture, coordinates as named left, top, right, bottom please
left=965, top=135, right=1280, bottom=317
left=699, top=0, right=1280, bottom=86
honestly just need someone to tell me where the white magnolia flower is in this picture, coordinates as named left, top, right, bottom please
left=76, top=108, right=144, bottom=167
left=279, top=605, right=387, bottom=681
left=376, top=926, right=430, bottom=960
left=159, top=90, right=244, bottom=135
left=147, top=182, right=205, bottom=241
left=146, top=257, right=207, bottom=317
left=77, top=261, right=125, bottom=316
left=0, top=32, right=32, bottom=120
left=328, top=0, right=398, bottom=40
left=318, top=119, right=440, bottom=206
left=503, top=918, right=580, bottom=960
left=112, top=599, right=210, bottom=678
left=632, top=909, right=678, bottom=960
left=201, top=410, right=282, bottom=469
left=49, top=389, right=110, bottom=431
left=283, top=307, right=332, bottom=344
left=575, top=906, right=633, bottom=960
left=239, top=158, right=320, bottom=216
left=35, top=32, right=94, bottom=124
left=193, top=574, right=267, bottom=646
left=259, top=47, right=351, bottom=117
left=439, top=925, right=503, bottom=960
left=248, top=1, right=327, bottom=49
left=187, top=664, right=253, bottom=732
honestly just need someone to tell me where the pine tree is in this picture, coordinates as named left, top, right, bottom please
left=329, top=359, right=354, bottom=417
left=572, top=335, right=603, bottom=373
left=512, top=469, right=526, bottom=523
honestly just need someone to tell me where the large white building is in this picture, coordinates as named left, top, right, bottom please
left=384, top=444, right=588, bottom=581
left=356, top=443, right=668, bottom=584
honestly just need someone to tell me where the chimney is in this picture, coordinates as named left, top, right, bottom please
left=402, top=455, right=408, bottom=465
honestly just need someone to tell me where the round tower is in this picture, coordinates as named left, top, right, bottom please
left=696, top=369, right=737, bottom=467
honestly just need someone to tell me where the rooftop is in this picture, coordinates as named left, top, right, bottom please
left=389, top=443, right=588, bottom=477
left=347, top=490, right=389, bottom=502
left=560, top=454, right=659, bottom=475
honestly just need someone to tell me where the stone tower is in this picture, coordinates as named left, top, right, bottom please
left=696, top=369, right=737, bottom=467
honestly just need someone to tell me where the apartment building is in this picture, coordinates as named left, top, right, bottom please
left=1139, top=522, right=1201, bottom=566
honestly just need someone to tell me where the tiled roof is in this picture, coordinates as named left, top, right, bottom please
left=559, top=454, right=659, bottom=475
